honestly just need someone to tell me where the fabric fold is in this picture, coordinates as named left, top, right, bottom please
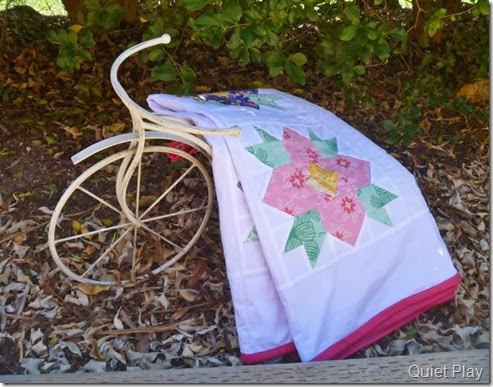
left=147, top=89, right=460, bottom=363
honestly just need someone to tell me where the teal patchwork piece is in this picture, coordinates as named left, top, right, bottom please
left=308, top=129, right=338, bottom=157
left=254, top=126, right=278, bottom=142
left=249, top=94, right=284, bottom=110
left=284, top=209, right=326, bottom=267
left=246, top=141, right=292, bottom=168
left=244, top=227, right=260, bottom=243
left=357, top=184, right=398, bottom=226
left=246, top=126, right=292, bottom=168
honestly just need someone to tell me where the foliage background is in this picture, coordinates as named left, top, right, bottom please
left=0, top=0, right=489, bottom=375
left=1, top=0, right=489, bottom=148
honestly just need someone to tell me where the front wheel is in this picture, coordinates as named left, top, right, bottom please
left=48, top=146, right=214, bottom=286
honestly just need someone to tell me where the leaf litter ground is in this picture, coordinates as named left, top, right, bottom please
left=0, top=8, right=489, bottom=375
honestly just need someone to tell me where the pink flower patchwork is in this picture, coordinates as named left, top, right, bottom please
left=246, top=126, right=397, bottom=266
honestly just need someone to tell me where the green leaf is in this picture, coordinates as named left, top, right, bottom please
left=265, top=52, right=285, bottom=67
left=45, top=136, right=57, bottom=145
left=241, top=46, right=250, bottom=64
left=177, top=0, right=212, bottom=11
left=79, top=29, right=95, bottom=49
left=405, top=327, right=417, bottom=340
left=433, top=8, right=447, bottom=18
left=222, top=0, right=243, bottom=23
left=266, top=30, right=279, bottom=46
left=306, top=7, right=319, bottom=22
left=374, top=40, right=390, bottom=59
left=381, top=119, right=396, bottom=131
left=48, top=183, right=59, bottom=195
left=83, top=0, right=100, bottom=11
left=353, top=65, right=365, bottom=75
left=367, top=29, right=380, bottom=40
left=344, top=4, right=360, bottom=25
left=46, top=30, right=59, bottom=44
left=374, top=0, right=384, bottom=5
left=479, top=0, right=489, bottom=15
left=340, top=25, right=358, bottom=41
left=253, top=25, right=267, bottom=36
left=106, top=123, right=125, bottom=132
left=179, top=65, right=197, bottom=83
left=285, top=62, right=306, bottom=86
left=388, top=27, right=407, bottom=42
left=79, top=50, right=92, bottom=62
left=386, top=131, right=401, bottom=144
left=269, top=66, right=283, bottom=77
left=250, top=47, right=261, bottom=63
left=151, top=62, right=178, bottom=82
left=425, top=19, right=443, bottom=37
left=194, top=14, right=220, bottom=29
left=354, top=28, right=368, bottom=45
left=289, top=52, right=307, bottom=66
left=402, top=123, right=420, bottom=135
left=240, top=28, right=253, bottom=46
left=148, top=48, right=165, bottom=62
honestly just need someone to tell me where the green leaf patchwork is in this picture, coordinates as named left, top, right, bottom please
left=249, top=94, right=284, bottom=110
left=313, top=138, right=338, bottom=157
left=254, top=126, right=279, bottom=142
left=284, top=209, right=326, bottom=267
left=308, top=129, right=338, bottom=157
left=246, top=140, right=292, bottom=168
left=308, top=128, right=321, bottom=141
left=246, top=122, right=290, bottom=183
left=357, top=184, right=398, bottom=226
left=244, top=227, right=260, bottom=243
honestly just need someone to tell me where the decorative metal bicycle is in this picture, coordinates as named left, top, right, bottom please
left=47, top=34, right=241, bottom=286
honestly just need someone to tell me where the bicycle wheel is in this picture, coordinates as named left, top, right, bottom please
left=48, top=145, right=214, bottom=285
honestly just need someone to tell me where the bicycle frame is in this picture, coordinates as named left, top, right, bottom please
left=76, top=33, right=241, bottom=230
left=48, top=34, right=242, bottom=285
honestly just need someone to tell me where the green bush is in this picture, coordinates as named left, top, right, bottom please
left=45, top=0, right=488, bottom=145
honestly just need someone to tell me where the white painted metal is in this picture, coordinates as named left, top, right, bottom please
left=48, top=146, right=214, bottom=285
left=71, top=131, right=211, bottom=165
left=48, top=34, right=240, bottom=285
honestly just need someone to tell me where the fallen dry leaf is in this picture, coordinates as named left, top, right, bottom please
left=76, top=283, right=112, bottom=295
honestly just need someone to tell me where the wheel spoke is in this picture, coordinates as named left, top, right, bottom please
left=54, top=222, right=133, bottom=244
left=80, top=226, right=134, bottom=279
left=49, top=146, right=213, bottom=286
left=138, top=223, right=184, bottom=251
left=78, top=186, right=125, bottom=217
left=140, top=205, right=209, bottom=224
left=139, top=164, right=195, bottom=220
left=132, top=225, right=138, bottom=272
left=135, top=155, right=142, bottom=218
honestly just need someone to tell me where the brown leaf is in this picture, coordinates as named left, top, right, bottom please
left=41, top=279, right=57, bottom=296
left=13, top=232, right=27, bottom=245
left=14, top=67, right=26, bottom=75
left=188, top=259, right=207, bottom=288
left=76, top=283, right=112, bottom=295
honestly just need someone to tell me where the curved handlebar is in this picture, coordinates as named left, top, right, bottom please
left=110, top=34, right=171, bottom=117
left=109, top=34, right=242, bottom=138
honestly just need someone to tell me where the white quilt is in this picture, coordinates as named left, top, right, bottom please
left=147, top=89, right=460, bottom=363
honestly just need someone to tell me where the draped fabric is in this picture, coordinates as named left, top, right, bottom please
left=147, top=89, right=460, bottom=363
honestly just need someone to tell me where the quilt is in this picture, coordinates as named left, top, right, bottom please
left=147, top=89, right=461, bottom=363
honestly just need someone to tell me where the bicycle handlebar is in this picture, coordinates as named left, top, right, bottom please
left=109, top=34, right=242, bottom=138
left=110, top=34, right=171, bottom=117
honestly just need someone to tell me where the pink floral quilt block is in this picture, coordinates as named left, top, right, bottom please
left=245, top=125, right=397, bottom=266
